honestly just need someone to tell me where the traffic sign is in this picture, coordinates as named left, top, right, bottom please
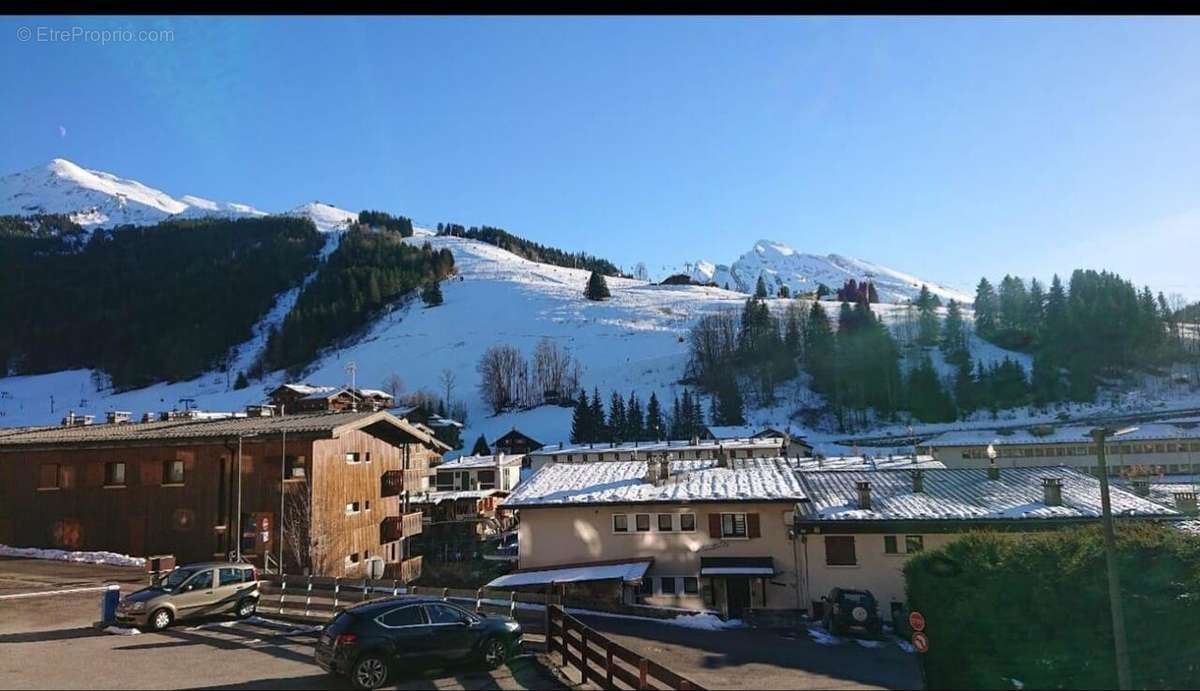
left=911, top=631, right=929, bottom=654
left=908, top=610, right=926, bottom=632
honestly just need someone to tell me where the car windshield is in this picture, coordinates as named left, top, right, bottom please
left=841, top=592, right=871, bottom=604
left=161, top=568, right=197, bottom=590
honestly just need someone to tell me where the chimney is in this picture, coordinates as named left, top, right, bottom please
left=1175, top=492, right=1198, bottom=514
left=244, top=404, right=275, bottom=418
left=105, top=410, right=131, bottom=425
left=855, top=481, right=872, bottom=510
left=911, top=469, right=925, bottom=493
left=690, top=434, right=700, bottom=446
left=496, top=451, right=506, bottom=470
left=658, top=458, right=671, bottom=482
left=645, top=458, right=661, bottom=485
left=716, top=446, right=730, bottom=468
left=1131, top=479, right=1151, bottom=497
left=1041, top=477, right=1063, bottom=507
left=987, top=461, right=1000, bottom=481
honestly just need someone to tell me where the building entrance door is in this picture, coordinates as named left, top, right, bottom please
left=726, top=576, right=751, bottom=618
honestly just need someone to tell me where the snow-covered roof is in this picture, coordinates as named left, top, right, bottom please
left=487, top=559, right=651, bottom=588
left=502, top=458, right=808, bottom=508
left=1113, top=475, right=1200, bottom=510
left=415, top=489, right=507, bottom=504
left=426, top=415, right=464, bottom=429
left=797, top=466, right=1176, bottom=522
left=529, top=437, right=784, bottom=458
left=706, top=425, right=768, bottom=439
left=276, top=383, right=336, bottom=396
left=299, top=387, right=357, bottom=402
left=438, top=454, right=524, bottom=470
left=356, top=389, right=393, bottom=399
left=923, top=423, right=1200, bottom=448
left=791, top=455, right=945, bottom=472
left=1172, top=520, right=1200, bottom=535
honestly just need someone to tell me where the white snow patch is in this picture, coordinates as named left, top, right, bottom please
left=807, top=626, right=845, bottom=646
left=0, top=544, right=145, bottom=568
left=103, top=625, right=141, bottom=635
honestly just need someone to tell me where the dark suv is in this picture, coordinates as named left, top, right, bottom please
left=821, top=588, right=882, bottom=636
left=314, top=597, right=523, bottom=689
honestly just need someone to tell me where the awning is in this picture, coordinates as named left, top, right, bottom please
left=699, top=556, right=775, bottom=576
left=486, top=559, right=652, bottom=589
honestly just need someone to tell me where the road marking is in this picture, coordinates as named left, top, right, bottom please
left=0, top=585, right=111, bottom=600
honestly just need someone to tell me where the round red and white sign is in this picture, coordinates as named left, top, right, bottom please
left=911, top=631, right=929, bottom=654
left=908, top=610, right=926, bottom=632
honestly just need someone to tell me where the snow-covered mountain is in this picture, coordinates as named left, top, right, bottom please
left=0, top=159, right=267, bottom=228
left=689, top=239, right=973, bottom=304
left=285, top=202, right=358, bottom=233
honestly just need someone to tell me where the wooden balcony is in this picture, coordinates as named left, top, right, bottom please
left=384, top=555, right=422, bottom=583
left=381, top=469, right=429, bottom=497
left=380, top=511, right=423, bottom=542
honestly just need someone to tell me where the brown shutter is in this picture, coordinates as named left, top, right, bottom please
left=747, top=513, right=761, bottom=539
left=708, top=513, right=722, bottom=537
left=84, top=462, right=104, bottom=487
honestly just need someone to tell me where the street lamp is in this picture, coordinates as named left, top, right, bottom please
left=234, top=432, right=261, bottom=563
left=1089, top=425, right=1138, bottom=691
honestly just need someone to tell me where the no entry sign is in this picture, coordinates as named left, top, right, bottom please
left=911, top=631, right=930, bottom=654
left=908, top=610, right=926, bottom=632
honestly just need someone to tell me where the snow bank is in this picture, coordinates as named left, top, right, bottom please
left=807, top=627, right=845, bottom=646
left=0, top=544, right=145, bottom=568
left=668, top=613, right=745, bottom=630
left=103, top=625, right=141, bottom=635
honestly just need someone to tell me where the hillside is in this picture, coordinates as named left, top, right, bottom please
left=689, top=239, right=973, bottom=304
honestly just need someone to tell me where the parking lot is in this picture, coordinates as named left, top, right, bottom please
left=0, top=557, right=567, bottom=690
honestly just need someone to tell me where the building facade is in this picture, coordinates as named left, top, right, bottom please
left=0, top=410, right=446, bottom=579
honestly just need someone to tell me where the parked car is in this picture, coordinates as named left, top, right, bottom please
left=314, top=597, right=524, bottom=690
left=821, top=587, right=882, bottom=637
left=115, top=561, right=260, bottom=631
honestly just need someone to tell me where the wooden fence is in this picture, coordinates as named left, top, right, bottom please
left=547, top=604, right=706, bottom=690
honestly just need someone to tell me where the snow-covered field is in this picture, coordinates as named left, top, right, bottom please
left=0, top=544, right=145, bottom=567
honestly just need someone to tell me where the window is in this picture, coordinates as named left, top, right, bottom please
left=426, top=603, right=474, bottom=625
left=187, top=570, right=213, bottom=590
left=162, top=460, right=185, bottom=485
left=635, top=514, right=651, bottom=532
left=364, top=452, right=372, bottom=464
left=637, top=577, right=652, bottom=596
left=437, top=472, right=454, bottom=490
left=346, top=553, right=360, bottom=566
left=345, top=452, right=361, bottom=464
left=478, top=470, right=496, bottom=489
left=720, top=513, right=747, bottom=538
left=679, top=513, right=696, bottom=532
left=219, top=567, right=247, bottom=586
left=104, top=462, right=126, bottom=487
left=285, top=456, right=306, bottom=479
left=38, top=463, right=61, bottom=490
left=683, top=577, right=699, bottom=595
left=364, top=500, right=371, bottom=512
left=345, top=502, right=360, bottom=515
left=658, top=514, right=674, bottom=532
left=660, top=577, right=677, bottom=594
left=905, top=536, right=924, bottom=553
left=825, top=536, right=857, bottom=566
left=379, top=605, right=425, bottom=628
left=884, top=536, right=899, bottom=554
left=613, top=514, right=629, bottom=533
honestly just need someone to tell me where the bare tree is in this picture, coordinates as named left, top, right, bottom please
left=685, top=310, right=739, bottom=389
left=477, top=344, right=527, bottom=414
left=282, top=483, right=329, bottom=576
left=381, top=373, right=405, bottom=401
left=634, top=262, right=650, bottom=282
left=438, top=369, right=457, bottom=410
left=531, top=338, right=582, bottom=402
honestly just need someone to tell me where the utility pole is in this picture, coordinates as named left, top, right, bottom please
left=1090, top=426, right=1134, bottom=691
left=278, top=404, right=286, bottom=574
left=346, top=361, right=358, bottom=411
left=236, top=434, right=244, bottom=562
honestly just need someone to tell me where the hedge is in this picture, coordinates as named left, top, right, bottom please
left=903, top=524, right=1200, bottom=690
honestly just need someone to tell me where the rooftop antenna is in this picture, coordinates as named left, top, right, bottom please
left=345, top=361, right=358, bottom=411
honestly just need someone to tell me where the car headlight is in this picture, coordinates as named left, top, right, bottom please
left=127, top=601, right=146, bottom=612
left=505, top=621, right=520, bottom=630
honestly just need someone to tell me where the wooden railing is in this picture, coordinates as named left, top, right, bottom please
left=380, top=512, right=424, bottom=542
left=547, top=604, right=706, bottom=690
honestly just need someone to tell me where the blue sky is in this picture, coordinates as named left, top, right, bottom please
left=3, top=16, right=1199, bottom=298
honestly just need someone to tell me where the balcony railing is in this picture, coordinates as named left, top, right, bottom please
left=380, top=511, right=424, bottom=542
left=382, top=469, right=429, bottom=497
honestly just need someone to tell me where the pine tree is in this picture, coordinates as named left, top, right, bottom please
left=974, top=278, right=998, bottom=338
left=916, top=285, right=940, bottom=347
left=234, top=371, right=249, bottom=390
left=778, top=285, right=790, bottom=298
left=952, top=356, right=976, bottom=416
left=607, top=391, right=627, bottom=442
left=645, top=392, right=664, bottom=440
left=626, top=391, right=645, bottom=441
left=940, top=300, right=968, bottom=364
left=570, top=391, right=591, bottom=443
left=585, top=271, right=611, bottom=300
left=755, top=275, right=768, bottom=299
left=471, top=434, right=491, bottom=456
left=590, top=388, right=607, bottom=440
left=714, top=373, right=745, bottom=425
left=670, top=394, right=682, bottom=438
left=421, top=280, right=444, bottom=306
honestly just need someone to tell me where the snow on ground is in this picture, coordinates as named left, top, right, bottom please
left=0, top=544, right=145, bottom=568
left=102, top=625, right=142, bottom=636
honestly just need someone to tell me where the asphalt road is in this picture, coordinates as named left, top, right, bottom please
left=0, top=558, right=567, bottom=691
left=572, top=612, right=923, bottom=690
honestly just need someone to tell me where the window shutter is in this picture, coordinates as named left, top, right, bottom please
left=708, top=513, right=721, bottom=537
left=747, top=513, right=761, bottom=538
left=84, top=462, right=104, bottom=487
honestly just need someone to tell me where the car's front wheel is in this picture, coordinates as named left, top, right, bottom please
left=480, top=637, right=509, bottom=670
left=235, top=598, right=257, bottom=619
left=148, top=608, right=173, bottom=631
left=351, top=654, right=390, bottom=690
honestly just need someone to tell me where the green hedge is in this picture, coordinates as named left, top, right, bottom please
left=903, top=524, right=1200, bottom=690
